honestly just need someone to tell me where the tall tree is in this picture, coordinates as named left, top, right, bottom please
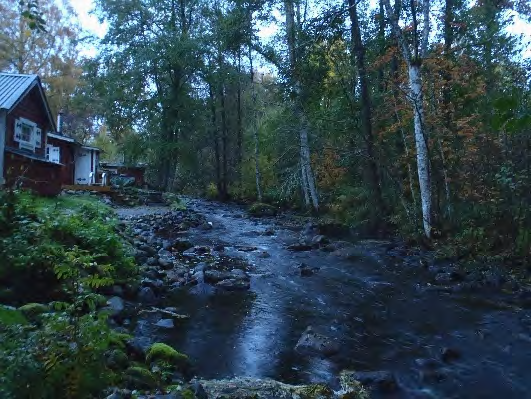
left=383, top=0, right=433, bottom=238
left=284, top=0, right=319, bottom=211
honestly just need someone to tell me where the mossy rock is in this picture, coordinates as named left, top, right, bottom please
left=248, top=203, right=277, bottom=217
left=181, top=388, right=196, bottom=399
left=106, top=349, right=130, bottom=370
left=146, top=343, right=189, bottom=370
left=0, top=306, right=28, bottom=325
left=18, top=303, right=49, bottom=319
left=125, top=366, right=159, bottom=389
left=296, top=384, right=334, bottom=399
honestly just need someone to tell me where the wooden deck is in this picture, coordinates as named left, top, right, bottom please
left=62, top=184, right=112, bottom=193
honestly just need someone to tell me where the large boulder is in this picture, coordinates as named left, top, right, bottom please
left=295, top=326, right=340, bottom=357
left=193, top=377, right=341, bottom=399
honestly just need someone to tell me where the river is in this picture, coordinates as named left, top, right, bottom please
left=121, top=199, right=531, bottom=399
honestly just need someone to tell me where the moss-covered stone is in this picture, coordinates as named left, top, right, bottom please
left=296, top=384, right=334, bottom=398
left=125, top=366, right=159, bottom=389
left=181, top=388, right=196, bottom=399
left=18, top=303, right=49, bottom=319
left=248, top=203, right=277, bottom=217
left=106, top=349, right=130, bottom=370
left=146, top=343, right=188, bottom=369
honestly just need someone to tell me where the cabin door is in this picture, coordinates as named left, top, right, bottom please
left=75, top=148, right=91, bottom=184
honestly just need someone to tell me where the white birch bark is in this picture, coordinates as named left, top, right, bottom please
left=301, top=162, right=310, bottom=206
left=383, top=0, right=432, bottom=238
left=285, top=0, right=319, bottom=211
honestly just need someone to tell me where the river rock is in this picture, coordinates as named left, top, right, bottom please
left=229, top=269, right=249, bottom=280
left=172, top=239, right=194, bottom=252
left=126, top=336, right=153, bottom=359
left=295, top=326, right=340, bottom=357
left=216, top=278, right=250, bottom=291
left=134, top=249, right=149, bottom=262
left=138, top=287, right=157, bottom=305
left=155, top=319, right=175, bottom=329
left=204, top=270, right=230, bottom=284
left=297, top=263, right=319, bottom=277
left=193, top=377, right=345, bottom=399
left=141, top=278, right=164, bottom=292
left=311, top=235, right=328, bottom=247
left=138, top=244, right=157, bottom=256
left=258, top=251, right=271, bottom=258
left=158, top=258, right=174, bottom=270
left=287, top=243, right=313, bottom=251
left=340, top=370, right=399, bottom=394
left=146, top=257, right=158, bottom=266
left=105, top=296, right=125, bottom=317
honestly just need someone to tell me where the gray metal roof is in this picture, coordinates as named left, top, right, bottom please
left=0, top=73, right=39, bottom=110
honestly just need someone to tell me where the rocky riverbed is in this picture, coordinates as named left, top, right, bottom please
left=106, top=198, right=531, bottom=398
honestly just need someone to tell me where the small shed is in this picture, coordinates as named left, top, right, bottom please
left=99, top=162, right=146, bottom=187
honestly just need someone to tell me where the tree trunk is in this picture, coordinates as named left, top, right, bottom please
left=236, top=50, right=243, bottom=195
left=209, top=84, right=222, bottom=196
left=249, top=50, right=263, bottom=202
left=284, top=0, right=319, bottom=211
left=408, top=64, right=432, bottom=238
left=348, top=0, right=385, bottom=217
left=218, top=83, right=228, bottom=200
left=383, top=0, right=432, bottom=238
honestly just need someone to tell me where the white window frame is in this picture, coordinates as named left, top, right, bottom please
left=46, top=144, right=61, bottom=164
left=14, top=117, right=42, bottom=152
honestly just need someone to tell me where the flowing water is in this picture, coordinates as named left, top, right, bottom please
left=129, top=200, right=531, bottom=398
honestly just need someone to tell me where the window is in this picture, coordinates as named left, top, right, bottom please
left=14, top=118, right=42, bottom=152
left=46, top=144, right=61, bottom=164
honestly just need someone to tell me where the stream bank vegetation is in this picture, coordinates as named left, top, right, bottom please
left=0, top=191, right=193, bottom=398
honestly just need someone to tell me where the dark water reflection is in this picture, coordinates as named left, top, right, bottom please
left=151, top=200, right=531, bottom=399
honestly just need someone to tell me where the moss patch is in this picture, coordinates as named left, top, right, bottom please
left=146, top=343, right=188, bottom=369
left=18, top=303, right=49, bottom=319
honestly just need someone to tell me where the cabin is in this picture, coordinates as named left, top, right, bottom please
left=0, top=73, right=103, bottom=195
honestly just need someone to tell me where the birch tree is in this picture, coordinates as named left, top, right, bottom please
left=284, top=0, right=319, bottom=211
left=383, top=0, right=432, bottom=238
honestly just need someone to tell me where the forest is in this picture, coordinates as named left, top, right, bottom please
left=1, top=0, right=530, bottom=254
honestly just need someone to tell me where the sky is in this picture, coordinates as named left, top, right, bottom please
left=71, top=0, right=530, bottom=59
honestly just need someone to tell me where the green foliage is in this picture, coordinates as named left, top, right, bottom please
left=0, top=191, right=136, bottom=304
left=125, top=366, right=159, bottom=389
left=0, top=306, right=28, bottom=326
left=0, top=191, right=140, bottom=398
left=0, top=311, right=116, bottom=399
left=206, top=182, right=218, bottom=200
